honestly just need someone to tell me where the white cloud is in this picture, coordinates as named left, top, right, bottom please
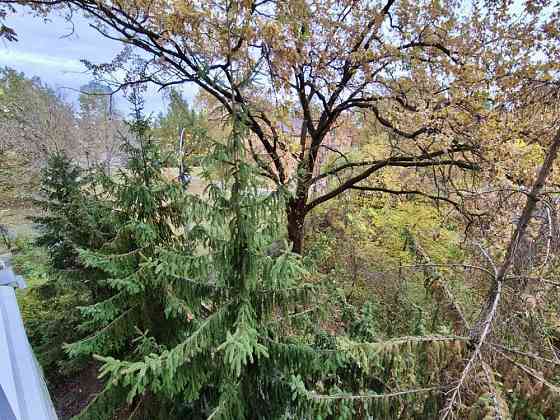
left=0, top=50, right=84, bottom=72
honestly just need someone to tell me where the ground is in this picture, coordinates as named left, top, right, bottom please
left=51, top=363, right=105, bottom=419
left=0, top=205, right=38, bottom=251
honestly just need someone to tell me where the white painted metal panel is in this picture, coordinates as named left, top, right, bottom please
left=0, top=260, right=58, bottom=420
left=0, top=287, right=21, bottom=420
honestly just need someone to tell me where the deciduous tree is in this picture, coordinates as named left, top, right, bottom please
left=8, top=0, right=558, bottom=251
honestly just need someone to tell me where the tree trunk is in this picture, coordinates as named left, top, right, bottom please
left=287, top=199, right=307, bottom=254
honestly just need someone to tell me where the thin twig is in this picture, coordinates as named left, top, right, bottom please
left=497, top=350, right=560, bottom=394
left=488, top=342, right=560, bottom=366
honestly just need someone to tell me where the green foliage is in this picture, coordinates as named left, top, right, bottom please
left=343, top=300, right=381, bottom=342
left=13, top=145, right=117, bottom=385
left=12, top=238, right=50, bottom=287
left=31, top=152, right=84, bottom=268
left=29, top=149, right=115, bottom=300
left=309, top=191, right=467, bottom=308
left=155, top=88, right=209, bottom=158
left=13, top=240, right=89, bottom=379
left=16, top=96, right=552, bottom=420
left=69, top=104, right=311, bottom=419
left=15, top=120, right=516, bottom=418
left=16, top=109, right=550, bottom=419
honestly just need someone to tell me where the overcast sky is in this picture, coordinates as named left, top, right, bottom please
left=0, top=9, right=197, bottom=116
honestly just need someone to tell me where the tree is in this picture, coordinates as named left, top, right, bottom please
left=23, top=150, right=117, bottom=379
left=10, top=0, right=558, bottom=251
left=32, top=151, right=84, bottom=269
left=0, top=67, right=76, bottom=161
left=66, top=98, right=313, bottom=418
left=0, top=5, right=17, bottom=41
left=30, top=149, right=117, bottom=299
left=155, top=88, right=209, bottom=158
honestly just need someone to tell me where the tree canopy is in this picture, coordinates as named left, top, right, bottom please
left=7, top=0, right=559, bottom=251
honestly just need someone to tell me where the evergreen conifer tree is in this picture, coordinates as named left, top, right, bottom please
left=27, top=151, right=117, bottom=378
left=32, top=150, right=115, bottom=273
left=67, top=98, right=315, bottom=418
left=32, top=151, right=84, bottom=269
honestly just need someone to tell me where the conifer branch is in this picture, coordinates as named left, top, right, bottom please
left=488, top=342, right=560, bottom=366
left=67, top=304, right=140, bottom=357
left=497, top=351, right=560, bottom=394
left=307, top=385, right=443, bottom=400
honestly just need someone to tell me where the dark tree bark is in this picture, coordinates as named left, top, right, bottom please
left=287, top=198, right=307, bottom=254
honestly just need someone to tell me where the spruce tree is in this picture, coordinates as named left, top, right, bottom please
left=32, top=151, right=84, bottom=269
left=32, top=151, right=115, bottom=273
left=27, top=149, right=118, bottom=378
left=66, top=101, right=315, bottom=418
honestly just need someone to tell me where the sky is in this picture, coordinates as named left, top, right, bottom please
left=0, top=8, right=197, bottom=116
